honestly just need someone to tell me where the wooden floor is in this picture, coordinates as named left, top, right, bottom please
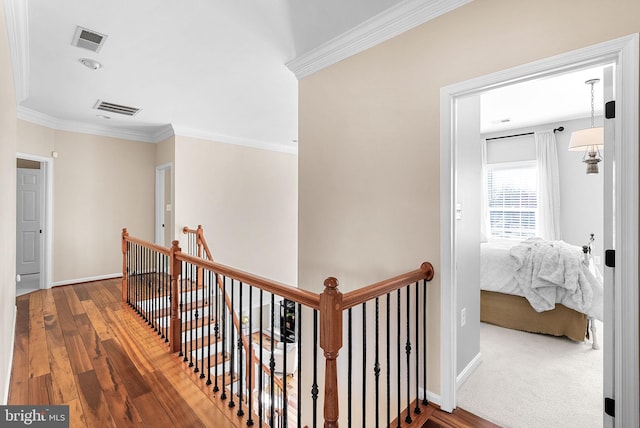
left=8, top=279, right=500, bottom=428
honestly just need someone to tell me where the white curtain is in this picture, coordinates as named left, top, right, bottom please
left=480, top=139, right=490, bottom=242
left=535, top=131, right=561, bottom=240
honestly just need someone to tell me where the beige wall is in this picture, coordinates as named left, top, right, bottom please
left=0, top=0, right=17, bottom=404
left=51, top=131, right=155, bottom=282
left=298, top=0, right=640, bottom=406
left=174, top=136, right=298, bottom=285
left=16, top=123, right=156, bottom=283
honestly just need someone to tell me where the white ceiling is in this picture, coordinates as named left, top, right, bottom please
left=5, top=0, right=606, bottom=150
left=481, top=65, right=606, bottom=134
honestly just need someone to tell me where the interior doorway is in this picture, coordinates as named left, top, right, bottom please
left=439, top=35, right=639, bottom=427
left=16, top=153, right=53, bottom=295
left=155, top=163, right=173, bottom=247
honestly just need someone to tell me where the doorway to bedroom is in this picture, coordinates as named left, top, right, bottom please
left=455, top=64, right=608, bottom=428
left=439, top=34, right=639, bottom=428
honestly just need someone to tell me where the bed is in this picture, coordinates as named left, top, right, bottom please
left=480, top=237, right=603, bottom=347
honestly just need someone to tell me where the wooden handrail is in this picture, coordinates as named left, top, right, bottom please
left=123, top=228, right=436, bottom=428
left=175, top=252, right=321, bottom=310
left=123, top=230, right=172, bottom=256
left=342, top=262, right=434, bottom=310
left=183, top=225, right=214, bottom=261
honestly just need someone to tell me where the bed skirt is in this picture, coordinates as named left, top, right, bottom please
left=480, top=290, right=588, bottom=342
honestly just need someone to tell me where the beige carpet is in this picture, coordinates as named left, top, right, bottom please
left=457, top=321, right=603, bottom=428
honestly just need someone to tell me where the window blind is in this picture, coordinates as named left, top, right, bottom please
left=487, top=163, right=537, bottom=239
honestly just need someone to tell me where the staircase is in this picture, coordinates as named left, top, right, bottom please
left=122, top=226, right=435, bottom=427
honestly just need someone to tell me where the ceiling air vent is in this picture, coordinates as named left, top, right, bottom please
left=93, top=100, right=141, bottom=117
left=72, top=26, right=108, bottom=53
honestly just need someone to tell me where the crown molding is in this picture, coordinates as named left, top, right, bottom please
left=4, top=0, right=30, bottom=102
left=17, top=106, right=168, bottom=143
left=172, top=125, right=298, bottom=155
left=286, top=0, right=472, bottom=79
left=17, top=106, right=297, bottom=152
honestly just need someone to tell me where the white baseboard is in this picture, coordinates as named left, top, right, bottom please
left=2, top=305, right=17, bottom=405
left=52, top=272, right=122, bottom=287
left=418, top=387, right=442, bottom=407
left=456, top=352, right=482, bottom=389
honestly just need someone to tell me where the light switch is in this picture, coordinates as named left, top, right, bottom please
left=455, top=203, right=462, bottom=220
left=166, top=204, right=172, bottom=212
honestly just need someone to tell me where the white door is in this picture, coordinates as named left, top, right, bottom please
left=16, top=167, right=42, bottom=275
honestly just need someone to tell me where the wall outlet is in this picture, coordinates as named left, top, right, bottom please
left=461, top=308, right=466, bottom=327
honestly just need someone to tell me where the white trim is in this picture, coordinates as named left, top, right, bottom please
left=3, top=0, right=29, bottom=102
left=172, top=125, right=298, bottom=154
left=456, top=352, right=481, bottom=389
left=417, top=388, right=442, bottom=407
left=1, top=305, right=17, bottom=405
left=286, top=0, right=472, bottom=79
left=440, top=34, right=639, bottom=424
left=17, top=107, right=168, bottom=144
left=52, top=273, right=122, bottom=287
left=613, top=34, right=639, bottom=428
left=16, top=152, right=53, bottom=291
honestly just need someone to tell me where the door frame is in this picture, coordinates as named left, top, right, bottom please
left=439, top=34, right=639, bottom=426
left=16, top=152, right=53, bottom=290
left=155, top=163, right=173, bottom=246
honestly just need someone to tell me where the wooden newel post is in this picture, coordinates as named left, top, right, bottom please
left=121, top=228, right=129, bottom=302
left=196, top=225, right=204, bottom=259
left=320, top=277, right=343, bottom=428
left=170, top=240, right=182, bottom=353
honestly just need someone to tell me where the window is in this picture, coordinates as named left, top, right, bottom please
left=486, top=162, right=537, bottom=239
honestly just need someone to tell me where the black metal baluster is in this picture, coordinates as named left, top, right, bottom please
left=269, top=294, right=275, bottom=427
left=229, top=278, right=236, bottom=408
left=414, top=281, right=421, bottom=415
left=213, top=273, right=220, bottom=393
left=348, top=308, right=352, bottom=428
left=178, top=258, right=185, bottom=358
left=237, top=281, right=244, bottom=417
left=221, top=275, right=228, bottom=400
left=312, top=309, right=318, bottom=428
left=146, top=246, right=151, bottom=324
left=296, top=303, right=302, bottom=428
left=362, top=302, right=367, bottom=428
left=199, top=267, right=206, bottom=379
left=247, top=285, right=255, bottom=426
left=259, top=289, right=264, bottom=428
left=386, top=293, right=390, bottom=428
left=282, top=303, right=288, bottom=428
left=396, top=289, right=401, bottom=428
left=375, top=297, right=380, bottom=427
left=189, top=262, right=195, bottom=369
left=422, top=279, right=428, bottom=405
left=405, top=286, right=412, bottom=424
left=207, top=270, right=212, bottom=386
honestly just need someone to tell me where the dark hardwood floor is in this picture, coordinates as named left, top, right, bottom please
left=8, top=278, right=500, bottom=428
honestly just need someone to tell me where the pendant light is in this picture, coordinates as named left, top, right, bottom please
left=568, top=79, right=604, bottom=174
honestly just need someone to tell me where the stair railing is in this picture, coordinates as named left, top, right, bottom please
left=122, top=227, right=434, bottom=427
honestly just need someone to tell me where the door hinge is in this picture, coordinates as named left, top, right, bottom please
left=604, top=397, right=615, bottom=417
left=605, top=100, right=616, bottom=119
left=605, top=249, right=615, bottom=268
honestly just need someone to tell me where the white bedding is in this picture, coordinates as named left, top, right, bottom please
left=480, top=238, right=603, bottom=321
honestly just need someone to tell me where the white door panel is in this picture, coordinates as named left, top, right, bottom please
left=17, top=168, right=42, bottom=275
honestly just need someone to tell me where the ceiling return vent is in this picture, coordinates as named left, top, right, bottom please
left=93, top=100, right=141, bottom=116
left=72, top=26, right=108, bottom=53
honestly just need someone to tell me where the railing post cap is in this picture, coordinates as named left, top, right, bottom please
left=122, top=227, right=128, bottom=235
left=323, top=277, right=339, bottom=289
left=420, top=262, right=435, bottom=281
